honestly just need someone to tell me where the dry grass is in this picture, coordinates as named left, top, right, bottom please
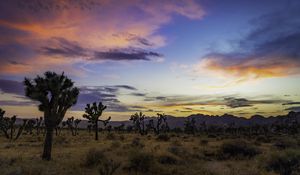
left=0, top=131, right=299, bottom=175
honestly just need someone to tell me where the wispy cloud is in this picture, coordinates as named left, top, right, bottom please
left=196, top=6, right=300, bottom=81
left=0, top=0, right=204, bottom=75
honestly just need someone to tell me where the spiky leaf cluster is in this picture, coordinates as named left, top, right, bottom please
left=24, top=71, right=79, bottom=127
left=83, top=102, right=107, bottom=124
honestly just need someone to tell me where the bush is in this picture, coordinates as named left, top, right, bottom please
left=158, top=154, right=179, bottom=165
left=200, top=139, right=209, bottom=146
left=106, top=133, right=116, bottom=140
left=256, top=135, right=271, bottom=143
left=83, top=148, right=106, bottom=167
left=127, top=151, right=155, bottom=173
left=168, top=145, right=188, bottom=157
left=156, top=134, right=170, bottom=141
left=274, top=138, right=297, bottom=150
left=98, top=159, right=121, bottom=175
left=218, top=139, right=260, bottom=159
left=131, top=137, right=144, bottom=148
left=265, top=149, right=300, bottom=175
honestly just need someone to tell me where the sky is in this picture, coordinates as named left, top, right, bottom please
left=0, top=0, right=300, bottom=120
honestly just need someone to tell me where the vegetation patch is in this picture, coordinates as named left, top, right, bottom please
left=217, top=139, right=261, bottom=160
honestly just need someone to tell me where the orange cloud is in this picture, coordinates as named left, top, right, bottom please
left=198, top=55, right=300, bottom=81
left=0, top=0, right=205, bottom=75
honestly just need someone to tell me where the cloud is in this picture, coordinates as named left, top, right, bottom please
left=0, top=79, right=24, bottom=95
left=130, top=92, right=147, bottom=97
left=0, top=79, right=141, bottom=112
left=0, top=0, right=204, bottom=75
left=41, top=37, right=163, bottom=61
left=197, top=6, right=300, bottom=80
left=224, top=97, right=289, bottom=108
left=94, top=49, right=162, bottom=61
left=285, top=106, right=300, bottom=112
left=224, top=98, right=252, bottom=108
left=282, top=102, right=300, bottom=105
left=74, top=85, right=138, bottom=112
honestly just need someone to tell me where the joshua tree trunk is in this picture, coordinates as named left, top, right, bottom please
left=95, top=120, right=98, bottom=140
left=42, top=127, right=54, bottom=160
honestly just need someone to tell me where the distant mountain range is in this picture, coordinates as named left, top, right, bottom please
left=15, top=112, right=300, bottom=129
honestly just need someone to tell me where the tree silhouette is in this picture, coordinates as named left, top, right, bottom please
left=83, top=102, right=107, bottom=140
left=130, top=112, right=146, bottom=135
left=24, top=71, right=79, bottom=160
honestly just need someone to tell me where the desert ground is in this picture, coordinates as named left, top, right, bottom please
left=1, top=130, right=299, bottom=175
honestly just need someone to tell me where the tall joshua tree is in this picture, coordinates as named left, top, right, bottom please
left=24, top=72, right=79, bottom=160
left=83, top=102, right=107, bottom=140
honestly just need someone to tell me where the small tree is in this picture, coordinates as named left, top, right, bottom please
left=130, top=112, right=146, bottom=135
left=83, top=102, right=107, bottom=140
left=184, top=118, right=197, bottom=135
left=24, top=71, right=79, bottom=160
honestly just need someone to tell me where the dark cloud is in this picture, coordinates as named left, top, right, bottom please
left=285, top=106, right=300, bottom=112
left=73, top=85, right=138, bottom=112
left=0, top=79, right=140, bottom=112
left=224, top=97, right=288, bottom=108
left=114, top=85, right=137, bottom=91
left=282, top=102, right=300, bottom=105
left=0, top=79, right=24, bottom=95
left=94, top=49, right=162, bottom=61
left=113, top=33, right=154, bottom=47
left=201, top=6, right=300, bottom=78
left=0, top=100, right=35, bottom=106
left=41, top=37, right=163, bottom=61
left=41, top=37, right=88, bottom=58
left=225, top=98, right=252, bottom=108
left=130, top=92, right=147, bottom=97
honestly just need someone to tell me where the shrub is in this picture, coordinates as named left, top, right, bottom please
left=111, top=141, right=121, bottom=148
left=273, top=138, right=297, bottom=150
left=98, top=159, right=121, bottom=175
left=256, top=135, right=271, bottom=143
left=156, top=134, right=170, bottom=141
left=106, top=133, right=116, bottom=140
left=127, top=151, right=155, bottom=173
left=131, top=137, right=144, bottom=148
left=84, top=148, right=106, bottom=167
left=265, top=149, right=300, bottom=175
left=158, top=154, right=179, bottom=165
left=168, top=145, right=188, bottom=157
left=218, top=139, right=261, bottom=159
left=200, top=139, right=209, bottom=146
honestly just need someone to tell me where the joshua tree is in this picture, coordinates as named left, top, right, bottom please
left=0, top=109, right=28, bottom=140
left=35, top=117, right=43, bottom=135
left=130, top=112, right=146, bottom=135
left=83, top=102, right=107, bottom=140
left=155, top=113, right=168, bottom=135
left=184, top=118, right=197, bottom=135
left=24, top=71, right=79, bottom=160
left=65, top=117, right=75, bottom=136
left=25, top=119, right=36, bottom=135
left=74, top=119, right=81, bottom=135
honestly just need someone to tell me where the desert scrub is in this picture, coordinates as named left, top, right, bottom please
left=157, top=154, right=180, bottom=165
left=98, top=158, right=121, bottom=175
left=200, top=139, right=209, bottom=146
left=264, top=149, right=300, bottom=175
left=106, top=133, right=116, bottom=140
left=273, top=138, right=298, bottom=150
left=156, top=134, right=170, bottom=141
left=126, top=151, right=156, bottom=174
left=83, top=148, right=106, bottom=167
left=131, top=137, right=144, bottom=148
left=217, top=139, right=261, bottom=160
